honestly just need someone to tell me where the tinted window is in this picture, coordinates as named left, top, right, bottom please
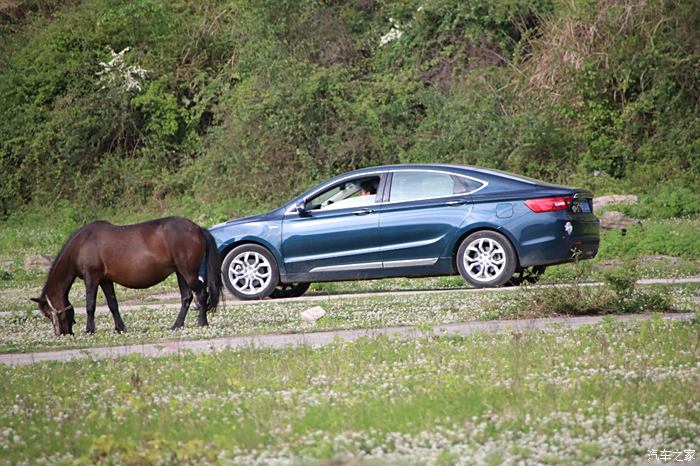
left=390, top=172, right=460, bottom=202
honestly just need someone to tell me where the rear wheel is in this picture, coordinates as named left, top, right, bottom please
left=457, top=231, right=517, bottom=287
left=270, top=283, right=311, bottom=299
left=508, top=265, right=546, bottom=286
left=222, top=244, right=278, bottom=300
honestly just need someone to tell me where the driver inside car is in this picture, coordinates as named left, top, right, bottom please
left=319, top=177, right=379, bottom=210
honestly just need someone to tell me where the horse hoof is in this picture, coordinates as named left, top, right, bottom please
left=170, top=324, right=184, bottom=331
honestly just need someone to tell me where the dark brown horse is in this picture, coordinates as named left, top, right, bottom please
left=31, top=216, right=222, bottom=336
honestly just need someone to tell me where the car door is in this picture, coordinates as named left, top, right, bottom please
left=281, top=174, right=386, bottom=279
left=378, top=170, right=477, bottom=268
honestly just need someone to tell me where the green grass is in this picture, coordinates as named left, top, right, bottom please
left=598, top=218, right=700, bottom=259
left=1, top=283, right=697, bottom=354
left=1, top=316, right=698, bottom=465
left=0, top=287, right=515, bottom=353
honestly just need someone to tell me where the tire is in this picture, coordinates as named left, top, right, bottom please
left=456, top=231, right=517, bottom=288
left=222, top=244, right=279, bottom=300
left=270, top=282, right=311, bottom=299
left=508, top=265, right=546, bottom=286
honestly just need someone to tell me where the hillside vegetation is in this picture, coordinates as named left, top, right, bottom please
left=1, top=0, right=699, bottom=218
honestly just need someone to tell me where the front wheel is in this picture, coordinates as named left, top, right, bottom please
left=270, top=283, right=311, bottom=299
left=456, top=231, right=517, bottom=288
left=222, top=244, right=279, bottom=300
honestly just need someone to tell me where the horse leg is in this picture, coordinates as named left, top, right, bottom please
left=194, top=284, right=209, bottom=327
left=181, top=274, right=208, bottom=327
left=100, top=281, right=126, bottom=333
left=85, top=279, right=99, bottom=334
left=171, top=273, right=193, bottom=330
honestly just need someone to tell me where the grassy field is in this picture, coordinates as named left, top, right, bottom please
left=1, top=204, right=698, bottom=465
left=1, top=316, right=698, bottom=465
left=1, top=282, right=697, bottom=354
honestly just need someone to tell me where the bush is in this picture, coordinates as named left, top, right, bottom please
left=618, top=186, right=700, bottom=219
left=599, top=219, right=700, bottom=259
left=0, top=0, right=698, bottom=215
left=603, top=264, right=671, bottom=313
left=512, top=263, right=672, bottom=317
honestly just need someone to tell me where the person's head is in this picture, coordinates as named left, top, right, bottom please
left=360, top=179, right=377, bottom=196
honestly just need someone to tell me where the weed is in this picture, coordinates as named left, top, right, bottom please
left=603, top=264, right=672, bottom=313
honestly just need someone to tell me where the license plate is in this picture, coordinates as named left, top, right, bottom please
left=571, top=199, right=592, bottom=213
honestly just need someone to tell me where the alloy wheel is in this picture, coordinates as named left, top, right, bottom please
left=228, top=251, right=273, bottom=296
left=462, top=237, right=507, bottom=282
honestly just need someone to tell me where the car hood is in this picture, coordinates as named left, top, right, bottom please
left=210, top=210, right=283, bottom=230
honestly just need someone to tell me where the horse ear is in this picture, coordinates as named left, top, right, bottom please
left=30, top=297, right=45, bottom=304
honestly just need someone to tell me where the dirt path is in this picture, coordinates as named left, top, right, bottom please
left=1, top=312, right=694, bottom=366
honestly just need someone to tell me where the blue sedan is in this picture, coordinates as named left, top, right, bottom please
left=210, top=164, right=600, bottom=300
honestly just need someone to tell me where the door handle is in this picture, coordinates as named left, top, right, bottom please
left=446, top=200, right=466, bottom=206
left=352, top=208, right=373, bottom=216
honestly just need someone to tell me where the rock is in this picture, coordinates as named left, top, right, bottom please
left=593, top=195, right=638, bottom=211
left=599, top=211, right=641, bottom=231
left=24, top=254, right=54, bottom=272
left=300, top=306, right=325, bottom=322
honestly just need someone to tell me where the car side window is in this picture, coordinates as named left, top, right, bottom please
left=390, top=172, right=458, bottom=202
left=305, top=176, right=380, bottom=211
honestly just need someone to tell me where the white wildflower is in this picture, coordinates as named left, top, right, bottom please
left=95, top=47, right=149, bottom=92
left=379, top=18, right=403, bottom=46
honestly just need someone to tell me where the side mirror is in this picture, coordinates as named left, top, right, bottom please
left=296, top=201, right=310, bottom=217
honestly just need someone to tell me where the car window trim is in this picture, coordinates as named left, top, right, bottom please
left=385, top=169, right=488, bottom=204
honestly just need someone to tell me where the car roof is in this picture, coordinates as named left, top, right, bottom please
left=343, top=163, right=540, bottom=185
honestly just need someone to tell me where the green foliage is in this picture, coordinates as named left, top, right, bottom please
left=617, top=186, right=700, bottom=219
left=603, top=264, right=672, bottom=313
left=0, top=0, right=699, bottom=214
left=0, top=0, right=235, bottom=212
left=513, top=265, right=673, bottom=316
left=599, top=219, right=700, bottom=259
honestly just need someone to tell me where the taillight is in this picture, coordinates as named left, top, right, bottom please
left=524, top=196, right=572, bottom=213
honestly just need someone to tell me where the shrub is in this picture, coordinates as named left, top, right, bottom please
left=0, top=0, right=698, bottom=215
left=618, top=186, right=700, bottom=219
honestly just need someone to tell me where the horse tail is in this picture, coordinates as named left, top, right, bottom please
left=199, top=227, right=223, bottom=313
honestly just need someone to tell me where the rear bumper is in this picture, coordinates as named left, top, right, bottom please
left=512, top=214, right=600, bottom=267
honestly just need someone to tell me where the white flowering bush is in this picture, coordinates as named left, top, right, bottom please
left=95, top=47, right=149, bottom=92
left=379, top=18, right=403, bottom=46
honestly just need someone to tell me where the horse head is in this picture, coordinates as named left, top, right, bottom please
left=30, top=296, right=75, bottom=336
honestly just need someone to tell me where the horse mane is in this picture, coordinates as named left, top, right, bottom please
left=40, top=224, right=87, bottom=296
